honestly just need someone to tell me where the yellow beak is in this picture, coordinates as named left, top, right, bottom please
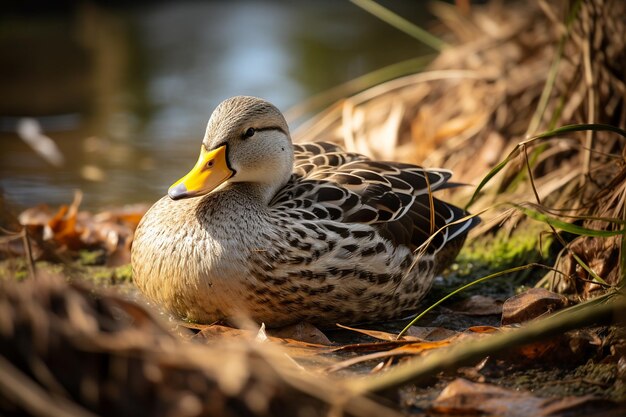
left=168, top=145, right=234, bottom=200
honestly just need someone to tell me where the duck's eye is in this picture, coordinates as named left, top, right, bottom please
left=243, top=127, right=256, bottom=139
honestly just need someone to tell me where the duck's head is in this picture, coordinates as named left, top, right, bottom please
left=168, top=96, right=293, bottom=201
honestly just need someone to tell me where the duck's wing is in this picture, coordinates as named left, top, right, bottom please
left=292, top=142, right=368, bottom=176
left=271, top=142, right=477, bottom=251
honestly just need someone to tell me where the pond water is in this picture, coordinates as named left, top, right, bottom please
left=0, top=1, right=433, bottom=210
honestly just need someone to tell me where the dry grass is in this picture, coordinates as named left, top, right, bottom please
left=292, top=0, right=625, bottom=295
left=0, top=273, right=402, bottom=417
left=293, top=0, right=624, bottom=198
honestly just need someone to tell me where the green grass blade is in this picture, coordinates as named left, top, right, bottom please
left=532, top=123, right=626, bottom=140
left=522, top=206, right=626, bottom=225
left=512, top=203, right=621, bottom=286
left=465, top=123, right=626, bottom=209
left=514, top=204, right=626, bottom=238
left=465, top=149, right=518, bottom=209
left=570, top=252, right=608, bottom=286
left=354, top=291, right=625, bottom=396
left=527, top=0, right=582, bottom=134
left=397, top=263, right=556, bottom=338
left=350, top=0, right=449, bottom=51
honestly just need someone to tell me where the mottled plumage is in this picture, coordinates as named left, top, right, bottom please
left=132, top=96, right=478, bottom=327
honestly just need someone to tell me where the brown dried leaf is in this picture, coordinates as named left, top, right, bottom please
left=328, top=327, right=493, bottom=373
left=516, top=339, right=561, bottom=360
left=328, top=335, right=465, bottom=373
left=14, top=195, right=148, bottom=264
left=190, top=323, right=332, bottom=361
left=450, top=295, right=503, bottom=316
left=389, top=339, right=453, bottom=354
left=94, top=204, right=150, bottom=229
left=191, top=324, right=251, bottom=341
left=405, top=326, right=460, bottom=341
left=17, top=204, right=55, bottom=226
left=432, top=378, right=606, bottom=417
left=46, top=204, right=84, bottom=250
left=268, top=322, right=331, bottom=345
left=328, top=326, right=498, bottom=372
left=502, top=288, right=569, bottom=325
left=547, top=236, right=621, bottom=298
left=332, top=340, right=415, bottom=354
left=467, top=325, right=500, bottom=334
left=336, top=323, right=421, bottom=342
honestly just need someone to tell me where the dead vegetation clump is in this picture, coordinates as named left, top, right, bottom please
left=0, top=273, right=401, bottom=417
left=294, top=0, right=625, bottom=192
left=541, top=164, right=626, bottom=296
left=293, top=0, right=625, bottom=297
left=0, top=191, right=147, bottom=269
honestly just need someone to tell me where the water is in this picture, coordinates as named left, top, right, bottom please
left=0, top=1, right=433, bottom=210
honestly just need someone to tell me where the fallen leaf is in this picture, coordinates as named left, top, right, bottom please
left=390, top=339, right=453, bottom=354
left=332, top=340, right=415, bottom=354
left=328, top=339, right=454, bottom=373
left=432, top=378, right=607, bottom=417
left=405, top=326, right=460, bottom=341
left=46, top=195, right=84, bottom=250
left=496, top=327, right=605, bottom=364
left=502, top=288, right=569, bottom=325
left=467, top=325, right=500, bottom=334
left=516, top=339, right=561, bottom=360
left=94, top=204, right=150, bottom=230
left=336, top=323, right=420, bottom=342
left=190, top=323, right=332, bottom=362
left=9, top=194, right=149, bottom=265
left=457, top=357, right=489, bottom=383
left=450, top=295, right=503, bottom=316
left=326, top=350, right=406, bottom=373
left=268, top=322, right=331, bottom=345
left=191, top=324, right=252, bottom=341
left=329, top=325, right=505, bottom=372
left=17, top=204, right=55, bottom=226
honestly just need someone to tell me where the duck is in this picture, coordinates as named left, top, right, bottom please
left=131, top=96, right=478, bottom=327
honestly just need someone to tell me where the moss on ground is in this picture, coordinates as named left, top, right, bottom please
left=429, top=221, right=555, bottom=303
left=0, top=256, right=133, bottom=287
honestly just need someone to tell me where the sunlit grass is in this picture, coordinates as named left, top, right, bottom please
left=349, top=0, right=449, bottom=51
